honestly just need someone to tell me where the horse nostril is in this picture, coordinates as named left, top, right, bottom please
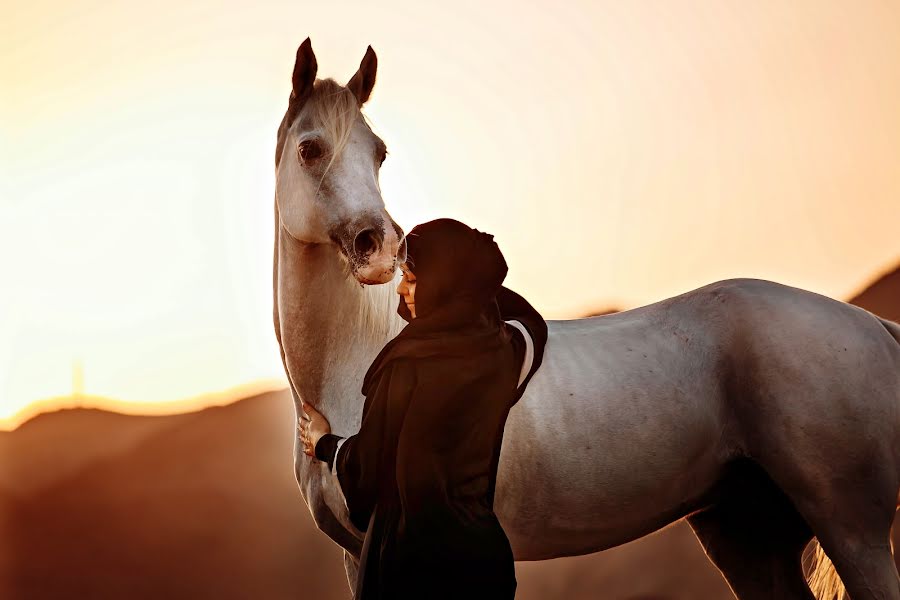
left=353, top=228, right=379, bottom=257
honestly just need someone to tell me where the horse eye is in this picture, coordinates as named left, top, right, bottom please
left=378, top=149, right=388, bottom=166
left=298, top=139, right=324, bottom=165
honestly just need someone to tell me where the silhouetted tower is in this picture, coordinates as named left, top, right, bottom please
left=72, top=359, right=84, bottom=399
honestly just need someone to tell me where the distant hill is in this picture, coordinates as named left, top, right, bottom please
left=582, top=306, right=622, bottom=318
left=849, top=264, right=900, bottom=322
left=0, top=392, right=347, bottom=600
left=0, top=391, right=733, bottom=599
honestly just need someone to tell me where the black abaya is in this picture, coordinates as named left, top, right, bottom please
left=314, top=219, right=548, bottom=600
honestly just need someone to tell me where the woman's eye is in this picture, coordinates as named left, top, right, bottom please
left=298, top=139, right=324, bottom=165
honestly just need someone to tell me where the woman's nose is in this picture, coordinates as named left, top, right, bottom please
left=396, top=280, right=404, bottom=295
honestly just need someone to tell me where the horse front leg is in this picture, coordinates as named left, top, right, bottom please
left=293, top=447, right=364, bottom=557
left=343, top=550, right=360, bottom=596
left=285, top=378, right=364, bottom=556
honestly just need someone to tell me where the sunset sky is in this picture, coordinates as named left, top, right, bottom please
left=2, top=0, right=899, bottom=428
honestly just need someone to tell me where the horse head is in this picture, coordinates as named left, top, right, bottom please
left=275, top=38, right=405, bottom=285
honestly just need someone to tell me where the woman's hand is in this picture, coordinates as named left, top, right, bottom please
left=298, top=400, right=331, bottom=458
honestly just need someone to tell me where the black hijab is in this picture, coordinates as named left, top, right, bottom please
left=361, top=218, right=512, bottom=395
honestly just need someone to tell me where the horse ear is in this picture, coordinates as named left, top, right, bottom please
left=291, top=38, right=317, bottom=102
left=347, top=46, right=377, bottom=105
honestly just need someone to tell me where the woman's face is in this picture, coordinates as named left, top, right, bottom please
left=396, top=263, right=417, bottom=319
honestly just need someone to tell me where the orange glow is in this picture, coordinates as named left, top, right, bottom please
left=3, top=1, right=899, bottom=422
left=0, top=380, right=286, bottom=432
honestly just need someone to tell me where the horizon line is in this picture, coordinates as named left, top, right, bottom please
left=0, top=378, right=289, bottom=433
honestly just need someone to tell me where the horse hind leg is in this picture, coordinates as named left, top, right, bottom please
left=687, top=460, right=815, bottom=599
left=762, top=396, right=900, bottom=598
left=797, top=481, right=899, bottom=600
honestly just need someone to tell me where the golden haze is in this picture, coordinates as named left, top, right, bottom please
left=2, top=1, right=899, bottom=424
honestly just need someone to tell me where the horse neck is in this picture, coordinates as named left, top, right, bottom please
left=276, top=222, right=404, bottom=435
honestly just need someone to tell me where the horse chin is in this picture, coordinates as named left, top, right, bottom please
left=353, top=261, right=397, bottom=286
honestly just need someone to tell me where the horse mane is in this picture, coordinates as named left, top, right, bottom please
left=307, top=79, right=364, bottom=174
left=357, top=272, right=406, bottom=342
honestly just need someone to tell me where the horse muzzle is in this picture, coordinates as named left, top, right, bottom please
left=331, top=213, right=405, bottom=285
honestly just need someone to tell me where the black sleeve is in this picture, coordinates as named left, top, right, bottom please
left=496, top=285, right=549, bottom=377
left=314, top=433, right=344, bottom=471
left=496, top=285, right=535, bottom=321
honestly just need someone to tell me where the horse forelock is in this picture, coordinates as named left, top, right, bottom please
left=275, top=78, right=373, bottom=170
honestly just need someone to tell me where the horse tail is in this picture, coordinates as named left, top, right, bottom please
left=807, top=317, right=900, bottom=599
left=807, top=542, right=846, bottom=600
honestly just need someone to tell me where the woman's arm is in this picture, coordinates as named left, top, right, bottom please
left=311, top=360, right=416, bottom=531
left=314, top=433, right=344, bottom=471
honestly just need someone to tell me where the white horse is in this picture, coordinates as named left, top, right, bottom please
left=272, top=39, right=900, bottom=600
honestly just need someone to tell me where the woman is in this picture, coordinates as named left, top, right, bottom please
left=299, top=218, right=547, bottom=600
